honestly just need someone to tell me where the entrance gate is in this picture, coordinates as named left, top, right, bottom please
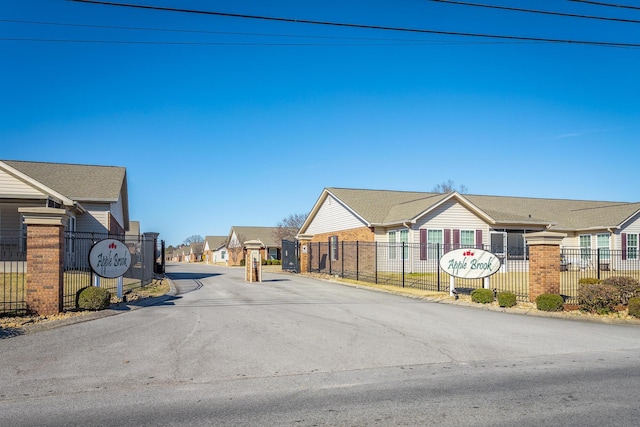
left=281, top=240, right=299, bottom=273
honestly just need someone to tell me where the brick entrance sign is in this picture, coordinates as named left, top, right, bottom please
left=524, top=231, right=566, bottom=302
left=19, top=207, right=69, bottom=316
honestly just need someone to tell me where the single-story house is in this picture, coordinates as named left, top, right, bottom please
left=0, top=160, right=130, bottom=243
left=203, top=236, right=228, bottom=264
left=226, top=226, right=282, bottom=266
left=297, top=187, right=640, bottom=271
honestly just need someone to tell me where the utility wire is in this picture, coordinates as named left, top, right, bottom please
left=67, top=0, right=640, bottom=48
left=0, top=19, right=525, bottom=44
left=430, top=0, right=640, bottom=24
left=568, top=0, right=640, bottom=11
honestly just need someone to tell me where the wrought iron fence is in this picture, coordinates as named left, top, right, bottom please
left=0, top=233, right=27, bottom=316
left=308, top=242, right=640, bottom=303
left=63, top=232, right=158, bottom=310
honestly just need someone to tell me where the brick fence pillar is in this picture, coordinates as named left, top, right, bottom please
left=19, top=207, right=69, bottom=316
left=297, top=235, right=313, bottom=273
left=524, top=231, right=566, bottom=303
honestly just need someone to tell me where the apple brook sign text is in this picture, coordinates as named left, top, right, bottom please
left=439, top=248, right=501, bottom=279
left=89, top=239, right=132, bottom=279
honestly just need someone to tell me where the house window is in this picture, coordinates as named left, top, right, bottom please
left=579, top=235, right=591, bottom=260
left=628, top=234, right=638, bottom=260
left=221, top=250, right=227, bottom=260
left=597, top=233, right=610, bottom=260
left=461, top=230, right=475, bottom=248
left=390, top=230, right=409, bottom=260
left=268, top=248, right=278, bottom=260
left=428, top=229, right=443, bottom=259
left=329, top=236, right=338, bottom=261
left=389, top=231, right=397, bottom=260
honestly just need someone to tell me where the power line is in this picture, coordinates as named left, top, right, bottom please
left=568, top=0, right=640, bottom=11
left=430, top=0, right=640, bottom=24
left=1, top=37, right=526, bottom=46
left=0, top=19, right=530, bottom=44
left=67, top=0, right=640, bottom=48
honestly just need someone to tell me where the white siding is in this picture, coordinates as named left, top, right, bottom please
left=414, top=199, right=489, bottom=244
left=0, top=169, right=46, bottom=197
left=0, top=201, right=41, bottom=229
left=620, top=211, right=640, bottom=241
left=76, top=203, right=109, bottom=233
left=306, top=195, right=367, bottom=235
left=110, top=195, right=125, bottom=230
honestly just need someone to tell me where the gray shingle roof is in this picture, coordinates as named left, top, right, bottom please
left=4, top=160, right=126, bottom=202
left=204, top=236, right=227, bottom=250
left=326, top=187, right=640, bottom=231
left=230, top=226, right=280, bottom=247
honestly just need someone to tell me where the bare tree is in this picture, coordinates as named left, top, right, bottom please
left=273, top=213, right=308, bottom=242
left=432, top=180, right=468, bottom=194
left=226, top=233, right=246, bottom=266
left=183, top=235, right=204, bottom=245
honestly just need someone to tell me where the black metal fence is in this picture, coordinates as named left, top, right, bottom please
left=63, top=232, right=159, bottom=310
left=0, top=230, right=27, bottom=316
left=307, top=241, right=640, bottom=303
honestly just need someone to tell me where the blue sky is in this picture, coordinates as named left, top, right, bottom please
left=1, top=0, right=639, bottom=246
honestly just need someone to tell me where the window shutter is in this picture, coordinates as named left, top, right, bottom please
left=622, top=233, right=627, bottom=261
left=453, top=229, right=460, bottom=250
left=444, top=229, right=451, bottom=253
left=420, top=229, right=427, bottom=260
left=476, top=230, right=483, bottom=249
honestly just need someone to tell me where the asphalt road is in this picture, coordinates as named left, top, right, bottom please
left=1, top=262, right=640, bottom=426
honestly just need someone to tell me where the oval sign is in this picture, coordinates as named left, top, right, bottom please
left=89, top=239, right=132, bottom=278
left=439, top=248, right=501, bottom=279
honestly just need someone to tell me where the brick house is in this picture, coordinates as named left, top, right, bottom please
left=203, top=236, right=228, bottom=264
left=226, top=226, right=281, bottom=266
left=297, top=187, right=640, bottom=272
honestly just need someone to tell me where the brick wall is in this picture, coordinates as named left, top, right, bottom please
left=528, top=242, right=561, bottom=302
left=25, top=224, right=65, bottom=316
left=310, top=226, right=375, bottom=243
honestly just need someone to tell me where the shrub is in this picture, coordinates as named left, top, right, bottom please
left=77, top=286, right=111, bottom=311
left=471, top=288, right=494, bottom=304
left=601, top=276, right=640, bottom=305
left=497, top=292, right=517, bottom=308
left=578, top=278, right=602, bottom=285
left=578, top=282, right=619, bottom=314
left=628, top=297, right=640, bottom=318
left=536, top=293, right=564, bottom=312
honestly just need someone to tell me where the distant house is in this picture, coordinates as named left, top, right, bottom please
left=298, top=187, right=640, bottom=270
left=203, top=236, right=228, bottom=264
left=226, top=226, right=281, bottom=266
left=188, top=241, right=204, bottom=263
left=0, top=160, right=130, bottom=243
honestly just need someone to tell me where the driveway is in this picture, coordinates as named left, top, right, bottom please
left=1, top=262, right=640, bottom=426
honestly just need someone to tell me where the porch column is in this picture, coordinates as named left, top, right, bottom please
left=524, top=231, right=566, bottom=302
left=298, top=234, right=313, bottom=273
left=19, top=207, right=69, bottom=316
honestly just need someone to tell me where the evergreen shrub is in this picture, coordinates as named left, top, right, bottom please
left=471, top=288, right=494, bottom=304
left=497, top=292, right=517, bottom=308
left=536, top=293, right=564, bottom=312
left=628, top=297, right=640, bottom=318
left=77, top=286, right=111, bottom=311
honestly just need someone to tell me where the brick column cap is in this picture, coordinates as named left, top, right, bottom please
left=524, top=231, right=566, bottom=246
left=19, top=207, right=69, bottom=227
left=297, top=234, right=313, bottom=241
left=243, top=239, right=264, bottom=250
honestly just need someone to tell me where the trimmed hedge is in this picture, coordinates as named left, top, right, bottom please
left=77, top=286, right=111, bottom=311
left=497, top=292, right=517, bottom=308
left=471, top=288, right=494, bottom=304
left=536, top=293, right=564, bottom=312
left=628, top=297, right=640, bottom=318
